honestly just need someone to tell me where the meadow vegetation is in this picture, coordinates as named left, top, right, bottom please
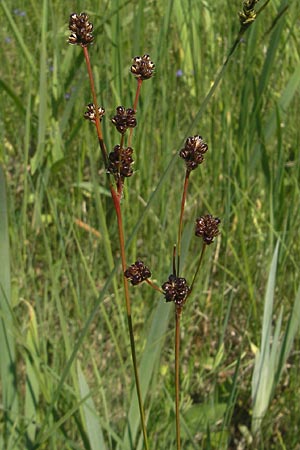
left=0, top=0, right=300, bottom=449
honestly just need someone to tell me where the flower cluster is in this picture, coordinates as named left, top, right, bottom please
left=107, top=145, right=134, bottom=179
left=124, top=260, right=152, bottom=286
left=179, top=135, right=208, bottom=172
left=68, top=12, right=94, bottom=47
left=161, top=275, right=190, bottom=307
left=239, top=0, right=259, bottom=27
left=195, top=215, right=221, bottom=245
left=111, top=106, right=137, bottom=134
left=84, top=103, right=105, bottom=123
left=131, top=54, right=155, bottom=80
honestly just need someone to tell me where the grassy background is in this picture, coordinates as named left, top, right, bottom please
left=0, top=0, right=300, bottom=449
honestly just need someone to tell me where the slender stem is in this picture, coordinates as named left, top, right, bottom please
left=173, top=244, right=177, bottom=276
left=175, top=307, right=181, bottom=450
left=128, top=78, right=143, bottom=147
left=133, top=78, right=143, bottom=111
left=83, top=46, right=108, bottom=166
left=145, top=278, right=164, bottom=293
left=110, top=186, right=149, bottom=450
left=177, top=171, right=190, bottom=276
left=189, top=244, right=206, bottom=294
left=83, top=43, right=148, bottom=449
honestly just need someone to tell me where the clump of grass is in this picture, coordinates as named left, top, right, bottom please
left=66, top=2, right=276, bottom=448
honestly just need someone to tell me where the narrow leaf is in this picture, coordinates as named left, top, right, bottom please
left=77, top=362, right=106, bottom=450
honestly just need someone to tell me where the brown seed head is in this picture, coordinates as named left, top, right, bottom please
left=131, top=54, right=155, bottom=80
left=111, top=106, right=137, bottom=134
left=195, top=214, right=221, bottom=245
left=179, top=135, right=208, bottom=172
left=68, top=12, right=94, bottom=47
left=161, top=275, right=190, bottom=307
left=84, top=103, right=105, bottom=123
left=124, top=260, right=152, bottom=286
left=107, top=145, right=134, bottom=179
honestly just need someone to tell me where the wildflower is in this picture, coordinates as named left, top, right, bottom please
left=131, top=54, right=155, bottom=80
left=84, top=103, right=105, bottom=123
left=195, top=215, right=221, bottom=245
left=124, top=260, right=152, bottom=286
left=13, top=9, right=26, bottom=16
left=111, top=106, right=137, bottom=134
left=161, top=275, right=190, bottom=307
left=68, top=12, right=94, bottom=47
left=176, top=69, right=183, bottom=77
left=179, top=135, right=208, bottom=172
left=107, top=145, right=134, bottom=179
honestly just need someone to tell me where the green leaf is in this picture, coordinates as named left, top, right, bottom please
left=30, top=0, right=48, bottom=174
left=77, top=362, right=106, bottom=450
left=123, top=301, right=172, bottom=449
left=182, top=403, right=227, bottom=437
left=0, top=166, right=18, bottom=433
left=0, top=0, right=36, bottom=73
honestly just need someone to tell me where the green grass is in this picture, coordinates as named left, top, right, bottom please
left=0, top=0, right=300, bottom=449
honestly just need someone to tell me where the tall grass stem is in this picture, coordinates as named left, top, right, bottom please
left=110, top=186, right=149, bottom=450
left=190, top=244, right=206, bottom=293
left=128, top=78, right=143, bottom=147
left=175, top=307, right=181, bottom=450
left=177, top=171, right=190, bottom=276
left=83, top=46, right=108, bottom=166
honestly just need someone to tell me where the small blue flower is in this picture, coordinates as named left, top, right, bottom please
left=176, top=69, right=183, bottom=77
left=5, top=37, right=12, bottom=44
left=13, top=9, right=26, bottom=16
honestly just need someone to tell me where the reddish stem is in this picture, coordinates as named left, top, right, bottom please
left=128, top=78, right=143, bottom=147
left=145, top=278, right=164, bottom=293
left=177, top=171, right=190, bottom=275
left=133, top=78, right=143, bottom=111
left=83, top=46, right=108, bottom=166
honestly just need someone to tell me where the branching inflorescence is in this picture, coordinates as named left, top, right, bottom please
left=68, top=10, right=220, bottom=450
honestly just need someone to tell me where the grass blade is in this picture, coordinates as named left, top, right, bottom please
left=251, top=241, right=279, bottom=434
left=77, top=362, right=106, bottom=450
left=30, top=0, right=48, bottom=174
left=0, top=0, right=36, bottom=73
left=123, top=301, right=172, bottom=449
left=0, top=166, right=18, bottom=436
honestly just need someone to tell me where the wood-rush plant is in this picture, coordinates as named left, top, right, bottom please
left=67, top=12, right=220, bottom=449
left=66, top=2, right=268, bottom=448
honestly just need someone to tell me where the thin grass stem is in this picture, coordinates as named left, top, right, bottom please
left=189, top=244, right=206, bottom=294
left=175, top=306, right=182, bottom=450
left=83, top=46, right=108, bottom=166
left=110, top=186, right=149, bottom=450
left=83, top=39, right=149, bottom=447
left=145, top=278, right=164, bottom=293
left=177, top=171, right=190, bottom=276
left=128, top=78, right=143, bottom=147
